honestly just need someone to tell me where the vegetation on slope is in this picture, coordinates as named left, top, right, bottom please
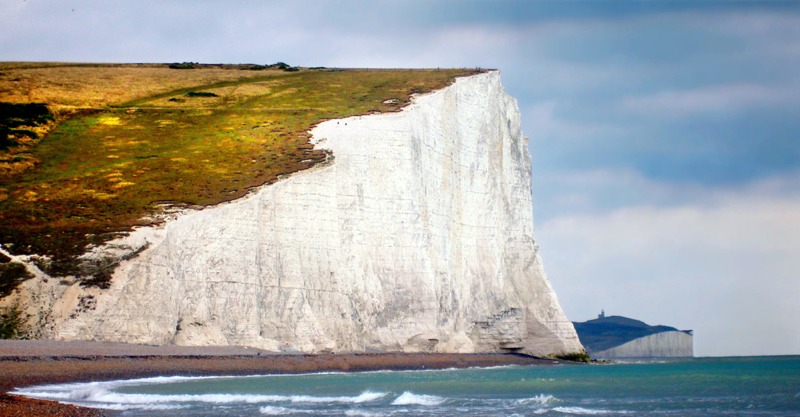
left=0, top=63, right=482, bottom=289
left=0, top=252, right=32, bottom=298
left=0, top=102, right=54, bottom=152
left=0, top=304, right=25, bottom=339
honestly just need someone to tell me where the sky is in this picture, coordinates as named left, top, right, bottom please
left=2, top=0, right=798, bottom=357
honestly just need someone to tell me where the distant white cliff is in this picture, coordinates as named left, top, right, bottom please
left=572, top=313, right=693, bottom=359
left=593, top=331, right=694, bottom=359
left=11, top=71, right=583, bottom=356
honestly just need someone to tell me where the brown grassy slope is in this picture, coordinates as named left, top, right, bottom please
left=0, top=63, right=482, bottom=282
left=0, top=64, right=290, bottom=176
left=0, top=63, right=285, bottom=107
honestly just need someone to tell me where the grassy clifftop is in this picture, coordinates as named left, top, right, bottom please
left=0, top=63, right=482, bottom=284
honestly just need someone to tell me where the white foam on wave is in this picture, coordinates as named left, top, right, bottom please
left=260, top=405, right=298, bottom=415
left=344, top=410, right=386, bottom=417
left=13, top=383, right=387, bottom=411
left=11, top=366, right=498, bottom=403
left=88, top=403, right=188, bottom=411
left=13, top=375, right=224, bottom=396
left=553, top=406, right=616, bottom=415
left=11, top=365, right=525, bottom=409
left=517, top=394, right=558, bottom=406
left=391, top=391, right=446, bottom=406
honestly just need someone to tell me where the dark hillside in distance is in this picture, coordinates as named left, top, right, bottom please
left=573, top=312, right=692, bottom=354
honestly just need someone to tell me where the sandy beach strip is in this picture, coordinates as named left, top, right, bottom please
left=0, top=340, right=561, bottom=416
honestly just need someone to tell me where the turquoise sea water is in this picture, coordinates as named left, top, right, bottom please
left=13, top=356, right=800, bottom=416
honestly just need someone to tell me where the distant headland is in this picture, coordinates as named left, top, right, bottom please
left=573, top=311, right=693, bottom=359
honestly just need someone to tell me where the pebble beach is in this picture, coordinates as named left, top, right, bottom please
left=0, top=340, right=558, bottom=416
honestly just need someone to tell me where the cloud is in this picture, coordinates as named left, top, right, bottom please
left=619, top=83, right=799, bottom=116
left=706, top=10, right=800, bottom=44
left=538, top=174, right=800, bottom=356
left=525, top=103, right=627, bottom=142
left=0, top=0, right=27, bottom=15
left=535, top=166, right=800, bottom=215
left=315, top=25, right=519, bottom=69
left=532, top=168, right=705, bottom=219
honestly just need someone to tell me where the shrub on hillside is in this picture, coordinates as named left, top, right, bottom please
left=168, top=62, right=198, bottom=69
left=0, top=102, right=53, bottom=127
left=0, top=261, right=33, bottom=298
left=185, top=91, right=219, bottom=97
left=0, top=102, right=53, bottom=150
left=0, top=305, right=25, bottom=339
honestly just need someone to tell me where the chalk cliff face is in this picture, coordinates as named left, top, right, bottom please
left=15, top=71, right=583, bottom=356
left=593, top=332, right=694, bottom=359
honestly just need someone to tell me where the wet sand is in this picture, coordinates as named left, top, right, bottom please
left=0, top=340, right=561, bottom=416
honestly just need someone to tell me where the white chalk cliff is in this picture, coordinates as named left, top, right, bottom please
left=592, top=331, right=694, bottom=359
left=13, top=71, right=583, bottom=356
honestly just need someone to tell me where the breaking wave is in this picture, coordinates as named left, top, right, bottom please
left=391, top=391, right=446, bottom=406
left=13, top=380, right=387, bottom=411
left=517, top=394, right=558, bottom=406
left=553, top=406, right=617, bottom=415
left=260, top=405, right=301, bottom=415
left=344, top=410, right=387, bottom=417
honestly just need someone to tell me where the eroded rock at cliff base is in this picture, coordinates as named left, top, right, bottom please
left=12, top=71, right=583, bottom=357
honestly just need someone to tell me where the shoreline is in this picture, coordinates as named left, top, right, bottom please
left=0, top=341, right=563, bottom=417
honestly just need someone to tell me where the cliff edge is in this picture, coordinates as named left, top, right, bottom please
left=7, top=71, right=583, bottom=357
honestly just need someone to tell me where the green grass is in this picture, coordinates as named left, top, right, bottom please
left=0, top=66, right=482, bottom=281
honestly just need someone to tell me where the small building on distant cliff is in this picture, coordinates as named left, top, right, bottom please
left=573, top=312, right=693, bottom=359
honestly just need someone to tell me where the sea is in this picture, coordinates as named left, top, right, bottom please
left=12, top=356, right=800, bottom=416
